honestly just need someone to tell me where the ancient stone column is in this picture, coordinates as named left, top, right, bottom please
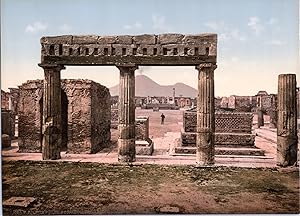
left=117, top=65, right=138, bottom=162
left=277, top=74, right=298, bottom=166
left=257, top=108, right=264, bottom=128
left=38, top=64, right=65, bottom=160
left=195, top=63, right=217, bottom=165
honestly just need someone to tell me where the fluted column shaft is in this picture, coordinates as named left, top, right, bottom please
left=117, top=65, right=137, bottom=162
left=38, top=64, right=65, bottom=160
left=196, top=63, right=217, bottom=165
left=277, top=74, right=298, bottom=166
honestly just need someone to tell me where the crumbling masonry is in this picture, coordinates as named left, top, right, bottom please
left=18, top=79, right=111, bottom=154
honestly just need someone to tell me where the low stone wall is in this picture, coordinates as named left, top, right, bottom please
left=181, top=132, right=255, bottom=147
left=181, top=110, right=255, bottom=147
left=18, top=79, right=111, bottom=153
left=183, top=111, right=253, bottom=134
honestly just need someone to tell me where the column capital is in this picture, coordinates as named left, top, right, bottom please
left=116, top=64, right=138, bottom=72
left=195, top=63, right=217, bottom=71
left=38, top=63, right=65, bottom=71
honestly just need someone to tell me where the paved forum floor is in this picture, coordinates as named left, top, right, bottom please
left=2, top=109, right=285, bottom=168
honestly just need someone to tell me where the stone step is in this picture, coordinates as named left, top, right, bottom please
left=174, top=146, right=265, bottom=156
left=181, top=132, right=255, bottom=147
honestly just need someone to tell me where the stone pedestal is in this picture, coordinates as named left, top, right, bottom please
left=38, top=64, right=65, bottom=160
left=277, top=74, right=298, bottom=167
left=2, top=134, right=11, bottom=148
left=195, top=63, right=217, bottom=165
left=117, top=65, right=137, bottom=162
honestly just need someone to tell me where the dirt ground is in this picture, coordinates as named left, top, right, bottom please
left=2, top=160, right=299, bottom=215
left=2, top=109, right=299, bottom=214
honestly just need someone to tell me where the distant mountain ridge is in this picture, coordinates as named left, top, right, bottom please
left=109, top=75, right=197, bottom=97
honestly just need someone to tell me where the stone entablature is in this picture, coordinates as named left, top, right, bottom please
left=40, top=34, right=217, bottom=65
left=18, top=79, right=111, bottom=153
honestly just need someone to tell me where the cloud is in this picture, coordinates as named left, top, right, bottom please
left=266, top=39, right=286, bottom=46
left=152, top=14, right=172, bottom=32
left=247, top=16, right=264, bottom=35
left=267, top=17, right=277, bottom=25
left=123, top=21, right=142, bottom=30
left=59, top=24, right=72, bottom=32
left=204, top=21, right=246, bottom=42
left=25, top=22, right=47, bottom=33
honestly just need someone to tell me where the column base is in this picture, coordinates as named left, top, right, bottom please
left=118, top=138, right=136, bottom=162
left=277, top=136, right=298, bottom=167
left=42, top=126, right=61, bottom=160
left=196, top=131, right=215, bottom=165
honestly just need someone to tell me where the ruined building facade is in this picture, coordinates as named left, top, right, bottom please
left=18, top=79, right=111, bottom=153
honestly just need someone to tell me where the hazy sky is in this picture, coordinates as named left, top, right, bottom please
left=1, top=0, right=299, bottom=96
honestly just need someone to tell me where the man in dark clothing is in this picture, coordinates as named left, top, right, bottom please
left=161, top=113, right=165, bottom=125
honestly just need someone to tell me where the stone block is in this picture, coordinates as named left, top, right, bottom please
left=111, top=44, right=136, bottom=56
left=135, top=116, right=149, bottom=140
left=41, top=35, right=72, bottom=44
left=3, top=197, right=36, bottom=208
left=98, top=36, right=117, bottom=44
left=182, top=34, right=217, bottom=44
left=73, top=35, right=98, bottom=44
left=181, top=132, right=255, bottom=146
left=133, top=34, right=156, bottom=44
left=116, top=35, right=133, bottom=44
left=137, top=45, right=161, bottom=56
left=2, top=134, right=11, bottom=148
left=174, top=146, right=264, bottom=156
left=136, top=140, right=154, bottom=155
left=158, top=33, right=184, bottom=44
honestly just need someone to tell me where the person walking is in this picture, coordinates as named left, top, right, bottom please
left=161, top=113, right=165, bottom=125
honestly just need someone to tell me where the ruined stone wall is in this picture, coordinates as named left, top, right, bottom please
left=62, top=80, right=93, bottom=153
left=18, top=79, right=111, bottom=153
left=9, top=88, right=20, bottom=114
left=1, top=110, right=15, bottom=137
left=219, top=96, right=256, bottom=112
left=297, top=89, right=300, bottom=119
left=18, top=80, right=43, bottom=152
left=1, top=90, right=9, bottom=110
left=91, top=81, right=111, bottom=153
left=135, top=116, right=149, bottom=140
left=111, top=108, right=118, bottom=129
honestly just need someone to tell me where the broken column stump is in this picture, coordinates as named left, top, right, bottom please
left=277, top=74, right=298, bottom=167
